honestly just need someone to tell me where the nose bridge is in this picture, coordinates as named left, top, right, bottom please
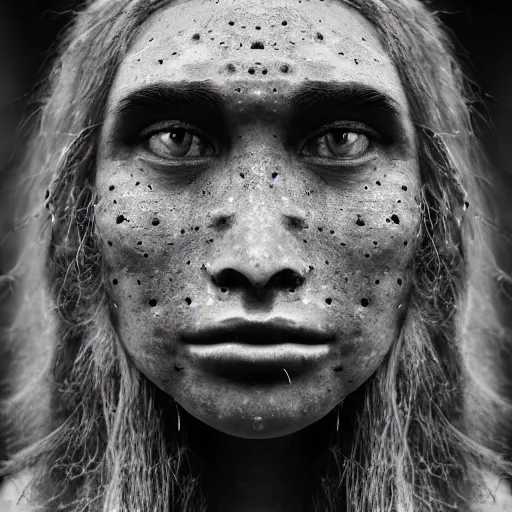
left=240, top=194, right=277, bottom=239
left=238, top=202, right=283, bottom=268
left=235, top=112, right=286, bottom=157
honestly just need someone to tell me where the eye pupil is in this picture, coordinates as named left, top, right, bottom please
left=169, top=129, right=187, bottom=144
left=331, top=130, right=349, bottom=145
left=144, top=124, right=215, bottom=160
left=302, top=127, right=370, bottom=160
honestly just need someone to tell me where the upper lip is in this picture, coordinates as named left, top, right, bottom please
left=179, top=317, right=336, bottom=345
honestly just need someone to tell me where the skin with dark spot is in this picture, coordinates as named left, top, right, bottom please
left=96, top=0, right=420, bottom=444
left=95, top=0, right=420, bottom=509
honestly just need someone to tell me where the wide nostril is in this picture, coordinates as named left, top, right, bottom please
left=211, top=266, right=305, bottom=292
left=212, top=268, right=251, bottom=289
left=268, top=268, right=305, bottom=289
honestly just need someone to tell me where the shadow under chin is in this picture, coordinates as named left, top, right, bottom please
left=179, top=390, right=345, bottom=460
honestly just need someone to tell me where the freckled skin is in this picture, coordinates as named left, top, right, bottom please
left=95, top=0, right=420, bottom=439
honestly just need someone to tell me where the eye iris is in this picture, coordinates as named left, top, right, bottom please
left=325, top=130, right=367, bottom=157
left=150, top=129, right=194, bottom=157
left=164, top=129, right=193, bottom=154
left=145, top=124, right=215, bottom=160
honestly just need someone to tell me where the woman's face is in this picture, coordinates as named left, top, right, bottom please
left=96, top=0, right=420, bottom=439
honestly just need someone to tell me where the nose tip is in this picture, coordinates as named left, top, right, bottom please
left=209, top=258, right=306, bottom=294
left=210, top=265, right=305, bottom=291
left=206, top=207, right=309, bottom=296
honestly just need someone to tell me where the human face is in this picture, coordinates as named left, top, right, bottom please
left=95, top=0, right=420, bottom=439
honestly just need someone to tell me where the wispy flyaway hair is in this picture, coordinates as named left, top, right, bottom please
left=2, top=0, right=511, bottom=511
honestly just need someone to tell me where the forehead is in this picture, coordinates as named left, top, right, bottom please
left=108, top=0, right=408, bottom=109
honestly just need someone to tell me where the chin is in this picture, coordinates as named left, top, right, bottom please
left=200, top=415, right=318, bottom=439
left=174, top=388, right=339, bottom=440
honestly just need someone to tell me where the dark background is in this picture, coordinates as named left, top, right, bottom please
left=0, top=0, right=511, bottom=469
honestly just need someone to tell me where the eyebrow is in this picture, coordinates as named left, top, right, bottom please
left=288, top=80, right=402, bottom=117
left=112, top=79, right=406, bottom=141
left=112, top=81, right=228, bottom=143
left=116, top=80, right=224, bottom=115
left=116, top=79, right=402, bottom=114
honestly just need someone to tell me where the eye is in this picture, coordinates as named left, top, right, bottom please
left=145, top=126, right=215, bottom=159
left=301, top=128, right=371, bottom=160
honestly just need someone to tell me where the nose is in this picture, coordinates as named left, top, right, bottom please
left=210, top=256, right=305, bottom=292
left=207, top=211, right=308, bottom=296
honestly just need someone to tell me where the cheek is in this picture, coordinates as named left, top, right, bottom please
left=317, top=177, right=419, bottom=384
left=319, top=185, right=418, bottom=308
left=94, top=176, right=210, bottom=357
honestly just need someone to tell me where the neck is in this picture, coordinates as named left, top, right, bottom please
left=185, top=412, right=336, bottom=512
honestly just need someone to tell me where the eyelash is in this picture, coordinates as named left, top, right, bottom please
left=136, top=120, right=380, bottom=163
left=298, top=121, right=380, bottom=161
left=140, top=121, right=215, bottom=148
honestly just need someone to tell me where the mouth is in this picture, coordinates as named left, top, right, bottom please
left=179, top=316, right=336, bottom=345
left=179, top=317, right=335, bottom=382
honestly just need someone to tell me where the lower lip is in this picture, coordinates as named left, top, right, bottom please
left=187, top=343, right=330, bottom=374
